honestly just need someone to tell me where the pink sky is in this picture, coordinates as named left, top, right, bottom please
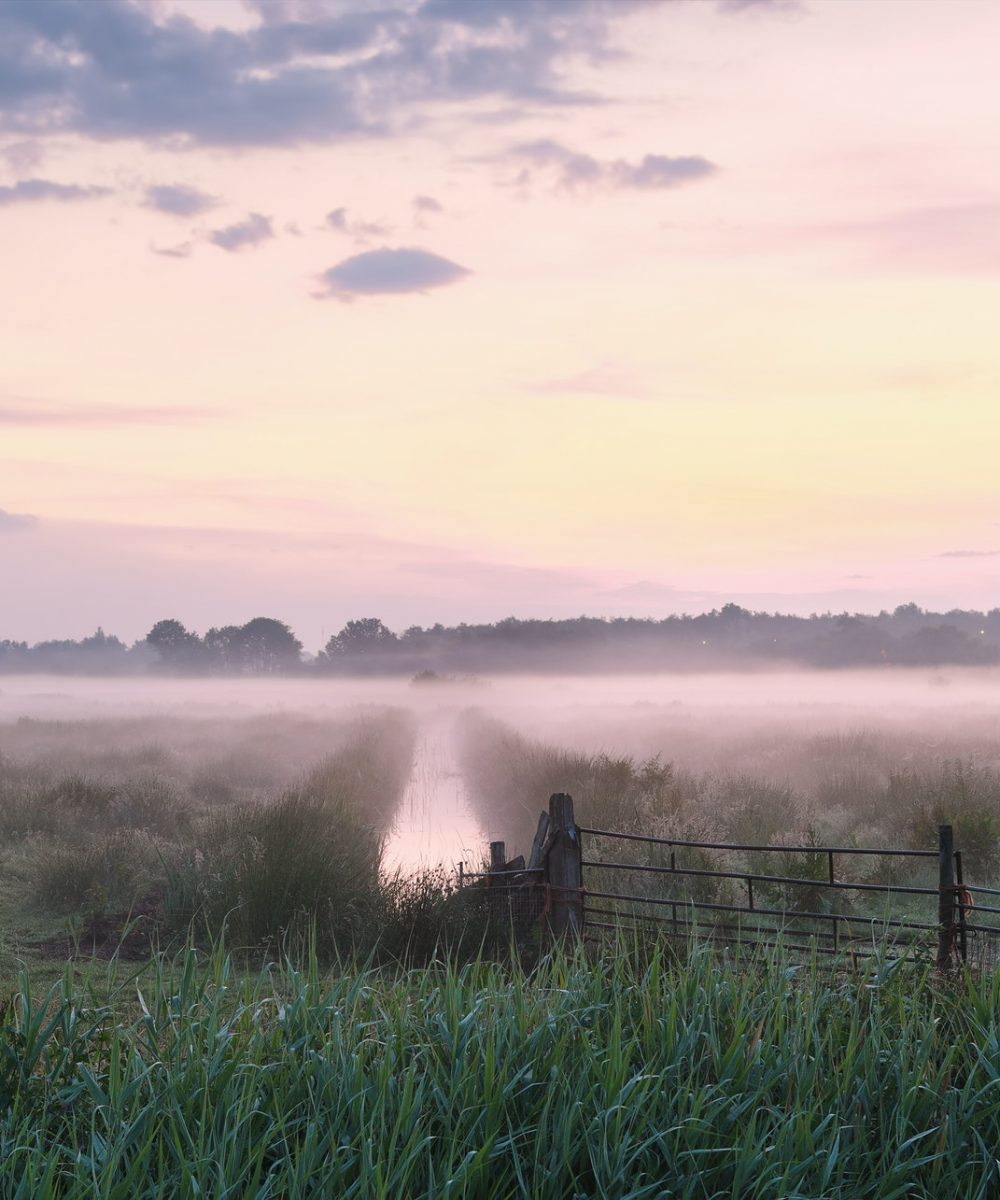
left=2, top=0, right=999, bottom=649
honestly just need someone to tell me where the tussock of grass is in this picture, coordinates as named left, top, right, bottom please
left=24, top=830, right=159, bottom=918
left=3, top=941, right=1000, bottom=1197
left=1, top=710, right=421, bottom=958
left=165, top=789, right=385, bottom=953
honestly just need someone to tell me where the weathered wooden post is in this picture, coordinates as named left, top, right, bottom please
left=937, top=823, right=956, bottom=972
left=954, top=849, right=968, bottom=965
left=546, top=793, right=583, bottom=942
left=489, top=840, right=506, bottom=926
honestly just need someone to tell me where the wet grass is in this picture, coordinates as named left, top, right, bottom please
left=3, top=939, right=1000, bottom=1198
left=0, top=710, right=420, bottom=967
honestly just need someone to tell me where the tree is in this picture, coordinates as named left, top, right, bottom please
left=145, top=619, right=203, bottom=672
left=323, top=618, right=397, bottom=658
left=202, top=619, right=302, bottom=674
left=203, top=625, right=244, bottom=673
left=240, top=617, right=303, bottom=674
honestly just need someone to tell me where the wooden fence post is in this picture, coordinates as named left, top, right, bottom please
left=489, top=840, right=506, bottom=925
left=546, top=793, right=583, bottom=942
left=937, top=823, right=956, bottom=972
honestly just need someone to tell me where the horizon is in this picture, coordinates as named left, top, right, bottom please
left=10, top=598, right=1000, bottom=651
left=6, top=601, right=1000, bottom=670
left=3, top=0, right=999, bottom=642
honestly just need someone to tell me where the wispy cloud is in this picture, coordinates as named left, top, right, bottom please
left=208, top=212, right=274, bottom=252
left=413, top=194, right=443, bottom=215
left=318, top=247, right=471, bottom=298
left=0, top=507, right=38, bottom=533
left=325, top=207, right=391, bottom=243
left=600, top=580, right=679, bottom=603
left=0, top=178, right=110, bottom=207
left=0, top=400, right=217, bottom=427
left=1, top=140, right=44, bottom=172
left=818, top=204, right=1000, bottom=277
left=149, top=240, right=194, bottom=259
left=939, top=549, right=1000, bottom=559
left=144, top=183, right=217, bottom=217
left=507, top=140, right=718, bottom=194
left=531, top=361, right=650, bottom=398
left=717, top=0, right=802, bottom=12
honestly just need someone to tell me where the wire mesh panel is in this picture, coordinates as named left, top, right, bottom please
left=456, top=867, right=547, bottom=941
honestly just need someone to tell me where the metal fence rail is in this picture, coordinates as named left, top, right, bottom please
left=459, top=792, right=1000, bottom=970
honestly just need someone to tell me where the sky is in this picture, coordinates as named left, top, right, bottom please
left=2, top=0, right=999, bottom=649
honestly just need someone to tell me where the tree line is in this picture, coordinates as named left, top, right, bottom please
left=2, top=603, right=1000, bottom=675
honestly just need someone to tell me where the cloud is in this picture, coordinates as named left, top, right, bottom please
left=1, top=140, right=43, bottom=171
left=531, top=361, right=649, bottom=398
left=716, top=0, right=803, bottom=12
left=0, top=178, right=110, bottom=207
left=318, top=246, right=471, bottom=298
left=0, top=507, right=38, bottom=532
left=0, top=1, right=643, bottom=149
left=0, top=399, right=216, bottom=426
left=601, top=580, right=679, bottom=603
left=208, top=212, right=274, bottom=252
left=508, top=140, right=718, bottom=194
left=149, top=240, right=194, bottom=259
left=144, top=183, right=217, bottom=217
left=325, top=206, right=390, bottom=242
left=817, top=204, right=1000, bottom=277
left=413, top=194, right=443, bottom=214
left=614, top=154, right=717, bottom=189
left=938, top=549, right=1000, bottom=559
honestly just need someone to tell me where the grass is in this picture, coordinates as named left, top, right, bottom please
left=3, top=939, right=1000, bottom=1198
left=0, top=710, right=420, bottom=970
left=7, top=700, right=1000, bottom=1194
left=456, top=713, right=1000, bottom=954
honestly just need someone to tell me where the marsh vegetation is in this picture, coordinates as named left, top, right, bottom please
left=3, top=673, right=1000, bottom=1195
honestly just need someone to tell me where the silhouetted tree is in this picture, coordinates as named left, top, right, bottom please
left=240, top=617, right=303, bottom=673
left=145, top=618, right=203, bottom=672
left=324, top=618, right=398, bottom=657
left=202, top=625, right=242, bottom=673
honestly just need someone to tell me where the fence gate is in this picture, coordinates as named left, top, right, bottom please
left=461, top=793, right=1000, bottom=970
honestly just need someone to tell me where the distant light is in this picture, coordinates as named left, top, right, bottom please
left=981, top=629, right=986, bottom=635
left=701, top=639, right=707, bottom=645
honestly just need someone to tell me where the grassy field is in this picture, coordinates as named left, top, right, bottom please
left=457, top=709, right=1000, bottom=875
left=0, top=709, right=426, bottom=981
left=3, top=940, right=1000, bottom=1198
left=5, top=684, right=1000, bottom=1196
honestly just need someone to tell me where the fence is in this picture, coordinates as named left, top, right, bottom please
left=458, top=792, right=1000, bottom=970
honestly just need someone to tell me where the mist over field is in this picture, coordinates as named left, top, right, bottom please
left=6, top=0, right=1000, bottom=1191
left=4, top=668, right=1000, bottom=872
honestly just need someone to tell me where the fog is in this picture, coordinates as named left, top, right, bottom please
left=4, top=670, right=1000, bottom=870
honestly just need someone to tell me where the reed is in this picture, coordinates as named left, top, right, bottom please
left=3, top=939, right=1000, bottom=1198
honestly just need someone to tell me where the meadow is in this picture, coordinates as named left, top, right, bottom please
left=4, top=672, right=1000, bottom=1196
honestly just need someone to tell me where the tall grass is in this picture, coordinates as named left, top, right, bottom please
left=3, top=941, right=1000, bottom=1197
left=458, top=713, right=1000, bottom=891
left=3, top=711, right=420, bottom=957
